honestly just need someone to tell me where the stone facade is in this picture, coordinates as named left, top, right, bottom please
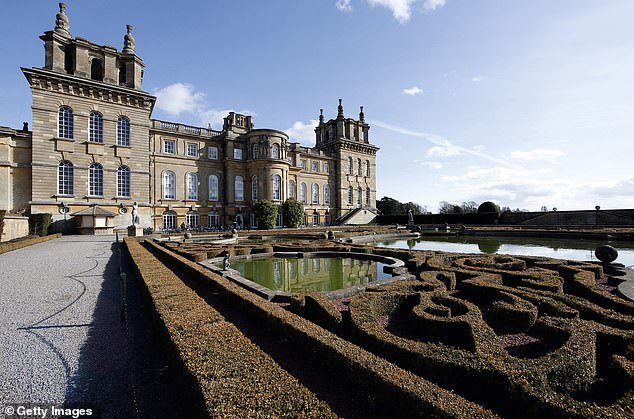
left=1, top=3, right=379, bottom=232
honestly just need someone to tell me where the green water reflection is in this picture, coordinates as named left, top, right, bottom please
left=375, top=236, right=634, bottom=267
left=228, top=257, right=391, bottom=292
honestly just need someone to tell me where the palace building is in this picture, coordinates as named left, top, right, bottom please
left=0, top=3, right=379, bottom=233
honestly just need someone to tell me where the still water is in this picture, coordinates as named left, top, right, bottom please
left=370, top=236, right=634, bottom=267
left=228, top=256, right=391, bottom=292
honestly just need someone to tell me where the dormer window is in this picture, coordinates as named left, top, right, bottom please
left=90, top=58, right=103, bottom=81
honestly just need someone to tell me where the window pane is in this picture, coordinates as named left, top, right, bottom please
left=209, top=175, right=218, bottom=201
left=89, top=163, right=103, bottom=196
left=164, top=171, right=175, bottom=199
left=208, top=146, right=218, bottom=159
left=58, top=161, right=74, bottom=195
left=187, top=173, right=198, bottom=200
left=117, top=166, right=130, bottom=197
left=58, top=107, right=73, bottom=139
left=117, top=116, right=130, bottom=146
left=235, top=176, right=244, bottom=201
left=89, top=112, right=103, bottom=143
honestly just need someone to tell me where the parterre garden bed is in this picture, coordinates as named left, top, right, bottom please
left=126, top=233, right=634, bottom=418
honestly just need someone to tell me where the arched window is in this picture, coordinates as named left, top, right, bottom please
left=365, top=160, right=370, bottom=177
left=251, top=175, right=258, bottom=200
left=288, top=180, right=296, bottom=199
left=163, top=171, right=175, bottom=200
left=348, top=186, right=353, bottom=204
left=357, top=158, right=362, bottom=176
left=89, top=111, right=103, bottom=143
left=300, top=182, right=307, bottom=203
left=58, top=106, right=73, bottom=139
left=312, top=183, right=319, bottom=204
left=357, top=186, right=362, bottom=205
left=324, top=185, right=330, bottom=204
left=58, top=160, right=74, bottom=195
left=235, top=176, right=244, bottom=201
left=186, top=211, right=199, bottom=228
left=347, top=157, right=352, bottom=174
left=90, top=58, right=103, bottom=81
left=117, top=116, right=130, bottom=146
left=208, top=175, right=219, bottom=201
left=162, top=210, right=177, bottom=230
left=117, top=166, right=130, bottom=197
left=89, top=163, right=103, bottom=196
left=273, top=175, right=282, bottom=200
left=366, top=187, right=371, bottom=205
left=272, top=143, right=280, bottom=159
left=187, top=173, right=198, bottom=200
left=252, top=143, right=259, bottom=159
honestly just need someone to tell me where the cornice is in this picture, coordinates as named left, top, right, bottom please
left=21, top=67, right=156, bottom=112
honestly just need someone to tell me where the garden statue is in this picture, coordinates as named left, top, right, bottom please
left=131, top=201, right=140, bottom=225
left=407, top=209, right=414, bottom=225
left=223, top=254, right=230, bottom=271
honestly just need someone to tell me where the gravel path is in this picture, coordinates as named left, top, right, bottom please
left=0, top=235, right=180, bottom=417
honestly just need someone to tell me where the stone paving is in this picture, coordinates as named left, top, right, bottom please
left=0, top=235, right=180, bottom=418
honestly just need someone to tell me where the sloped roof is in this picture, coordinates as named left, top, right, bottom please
left=70, top=205, right=118, bottom=217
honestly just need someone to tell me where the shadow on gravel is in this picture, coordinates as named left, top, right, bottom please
left=64, top=241, right=182, bottom=418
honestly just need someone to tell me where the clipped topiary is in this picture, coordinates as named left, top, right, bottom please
left=477, top=201, right=500, bottom=214
left=28, top=213, right=53, bottom=236
left=282, top=198, right=304, bottom=228
left=252, top=200, right=278, bottom=230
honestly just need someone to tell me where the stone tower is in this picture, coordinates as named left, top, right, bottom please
left=314, top=100, right=379, bottom=223
left=22, top=3, right=156, bottom=231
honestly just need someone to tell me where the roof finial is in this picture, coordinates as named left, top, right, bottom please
left=319, top=108, right=324, bottom=124
left=337, top=98, right=344, bottom=118
left=55, top=3, right=71, bottom=38
left=123, top=24, right=136, bottom=54
left=359, top=106, right=365, bottom=122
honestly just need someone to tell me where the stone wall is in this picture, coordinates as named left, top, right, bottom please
left=1, top=215, right=29, bottom=242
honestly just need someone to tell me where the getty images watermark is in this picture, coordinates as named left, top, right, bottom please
left=1, top=403, right=93, bottom=418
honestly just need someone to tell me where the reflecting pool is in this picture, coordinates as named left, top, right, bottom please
left=228, top=256, right=391, bottom=292
left=369, top=236, right=634, bottom=267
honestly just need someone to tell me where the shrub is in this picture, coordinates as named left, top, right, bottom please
left=252, top=200, right=278, bottom=230
left=478, top=201, right=500, bottom=215
left=282, top=198, right=304, bottom=228
left=28, top=213, right=53, bottom=237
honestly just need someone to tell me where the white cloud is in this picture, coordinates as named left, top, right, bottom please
left=153, top=82, right=253, bottom=130
left=473, top=144, right=486, bottom=152
left=426, top=145, right=461, bottom=158
left=511, top=149, right=564, bottom=162
left=422, top=0, right=446, bottom=12
left=471, top=76, right=485, bottom=83
left=286, top=120, right=319, bottom=146
left=154, top=83, right=205, bottom=116
left=367, top=0, right=415, bottom=23
left=336, top=0, right=353, bottom=12
left=422, top=161, right=443, bottom=169
left=402, top=86, right=423, bottom=96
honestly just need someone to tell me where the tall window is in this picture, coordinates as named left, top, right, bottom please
left=117, top=116, right=130, bottom=146
left=58, top=160, right=74, bottom=195
left=164, top=139, right=175, bottom=154
left=300, top=182, right=307, bottom=203
left=357, top=159, right=362, bottom=176
left=235, top=176, right=244, bottom=201
left=89, top=163, right=103, bottom=196
left=324, top=185, right=330, bottom=204
left=357, top=186, right=362, bottom=205
left=252, top=143, right=259, bottom=159
left=273, top=175, right=281, bottom=200
left=187, top=143, right=198, bottom=157
left=347, top=157, right=352, bottom=174
left=208, top=211, right=219, bottom=227
left=89, top=111, right=103, bottom=143
left=365, top=160, right=371, bottom=177
left=251, top=176, right=258, bottom=201
left=163, top=171, right=175, bottom=199
left=323, top=162, right=329, bottom=173
left=58, top=106, right=73, bottom=139
left=312, top=183, right=319, bottom=204
left=162, top=211, right=177, bottom=230
left=233, top=148, right=243, bottom=160
left=187, top=173, right=198, bottom=200
left=366, top=187, right=371, bottom=205
left=311, top=161, right=319, bottom=172
left=348, top=186, right=353, bottom=204
left=186, top=211, right=199, bottom=228
left=209, top=175, right=219, bottom=201
left=208, top=146, right=218, bottom=160
left=272, top=143, right=280, bottom=159
left=288, top=180, right=296, bottom=199
left=117, top=166, right=130, bottom=197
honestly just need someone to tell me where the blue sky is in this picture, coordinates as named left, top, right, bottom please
left=3, top=0, right=634, bottom=212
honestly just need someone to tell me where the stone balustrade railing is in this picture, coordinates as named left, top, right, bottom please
left=152, top=120, right=222, bottom=138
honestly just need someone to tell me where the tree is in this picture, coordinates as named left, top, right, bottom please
left=252, top=200, right=278, bottom=230
left=403, top=202, right=426, bottom=215
left=282, top=198, right=304, bottom=228
left=461, top=201, right=478, bottom=213
left=376, top=196, right=403, bottom=215
left=439, top=201, right=463, bottom=214
left=540, top=206, right=548, bottom=212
